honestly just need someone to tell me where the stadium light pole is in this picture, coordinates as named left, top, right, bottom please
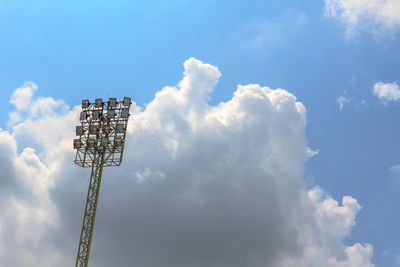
left=73, top=97, right=132, bottom=267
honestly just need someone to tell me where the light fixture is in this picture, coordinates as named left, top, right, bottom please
left=76, top=126, right=83, bottom=136
left=114, top=136, right=123, bottom=147
left=87, top=138, right=96, bottom=148
left=100, top=137, right=109, bottom=148
left=73, top=97, right=132, bottom=266
left=123, top=96, right=131, bottom=107
left=89, top=125, right=98, bottom=135
left=80, top=111, right=87, bottom=121
left=102, top=125, right=111, bottom=135
left=73, top=139, right=82, bottom=149
left=82, top=99, right=89, bottom=109
left=107, top=109, right=115, bottom=119
left=116, top=124, right=125, bottom=133
left=121, top=109, right=129, bottom=118
left=109, top=98, right=117, bottom=107
left=95, top=98, right=103, bottom=108
left=92, top=110, right=100, bottom=120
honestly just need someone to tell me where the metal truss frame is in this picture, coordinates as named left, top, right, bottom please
left=75, top=149, right=105, bottom=267
left=73, top=97, right=131, bottom=267
left=74, top=99, right=130, bottom=167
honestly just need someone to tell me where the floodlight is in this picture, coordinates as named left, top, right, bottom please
left=73, top=96, right=132, bottom=267
left=102, top=125, right=111, bottom=135
left=89, top=125, right=98, bottom=135
left=123, top=97, right=131, bottom=107
left=95, top=98, right=103, bottom=108
left=107, top=109, right=115, bottom=119
left=116, top=124, right=125, bottom=133
left=114, top=136, right=123, bottom=147
left=82, top=99, right=89, bottom=109
left=109, top=98, right=117, bottom=107
left=76, top=126, right=83, bottom=136
left=92, top=110, right=100, bottom=120
left=87, top=138, right=96, bottom=148
left=121, top=109, right=129, bottom=118
left=80, top=111, right=87, bottom=121
left=100, top=137, right=109, bottom=148
left=73, top=139, right=82, bottom=149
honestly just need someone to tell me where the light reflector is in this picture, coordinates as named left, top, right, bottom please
left=95, top=98, right=103, bottom=108
left=88, top=138, right=96, bottom=148
left=73, top=139, right=82, bottom=149
left=76, top=126, right=83, bottom=136
left=80, top=112, right=87, bottom=121
left=82, top=99, right=89, bottom=109
left=114, top=137, right=123, bottom=147
left=102, top=125, right=111, bottom=135
left=100, top=137, right=109, bottom=147
left=116, top=124, right=125, bottom=133
left=109, top=98, right=117, bottom=107
left=123, top=97, right=131, bottom=107
left=92, top=111, right=100, bottom=120
left=121, top=109, right=129, bottom=118
left=107, top=109, right=115, bottom=119
left=89, top=125, right=98, bottom=135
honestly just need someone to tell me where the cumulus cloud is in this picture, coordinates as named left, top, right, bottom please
left=0, top=58, right=373, bottom=266
left=8, top=81, right=68, bottom=127
left=325, top=0, right=400, bottom=36
left=373, top=81, right=400, bottom=103
left=9, top=81, right=37, bottom=111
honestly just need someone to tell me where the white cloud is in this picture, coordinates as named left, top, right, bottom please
left=325, top=0, right=400, bottom=36
left=306, top=147, right=320, bottom=158
left=135, top=167, right=166, bottom=183
left=8, top=81, right=68, bottom=127
left=302, top=187, right=373, bottom=267
left=337, top=243, right=374, bottom=267
left=389, top=163, right=400, bottom=175
left=0, top=58, right=373, bottom=266
left=0, top=129, right=64, bottom=266
left=9, top=81, right=37, bottom=111
left=337, top=95, right=352, bottom=111
left=373, top=81, right=400, bottom=102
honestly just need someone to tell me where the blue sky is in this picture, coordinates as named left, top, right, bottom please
left=1, top=0, right=400, bottom=266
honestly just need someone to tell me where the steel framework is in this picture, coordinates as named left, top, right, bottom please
left=73, top=97, right=131, bottom=267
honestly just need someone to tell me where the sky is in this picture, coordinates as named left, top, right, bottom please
left=0, top=0, right=400, bottom=266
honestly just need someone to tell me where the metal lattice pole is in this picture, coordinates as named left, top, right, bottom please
left=75, top=149, right=105, bottom=267
left=73, top=97, right=132, bottom=267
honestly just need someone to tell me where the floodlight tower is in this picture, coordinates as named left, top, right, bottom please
left=73, top=97, right=132, bottom=267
